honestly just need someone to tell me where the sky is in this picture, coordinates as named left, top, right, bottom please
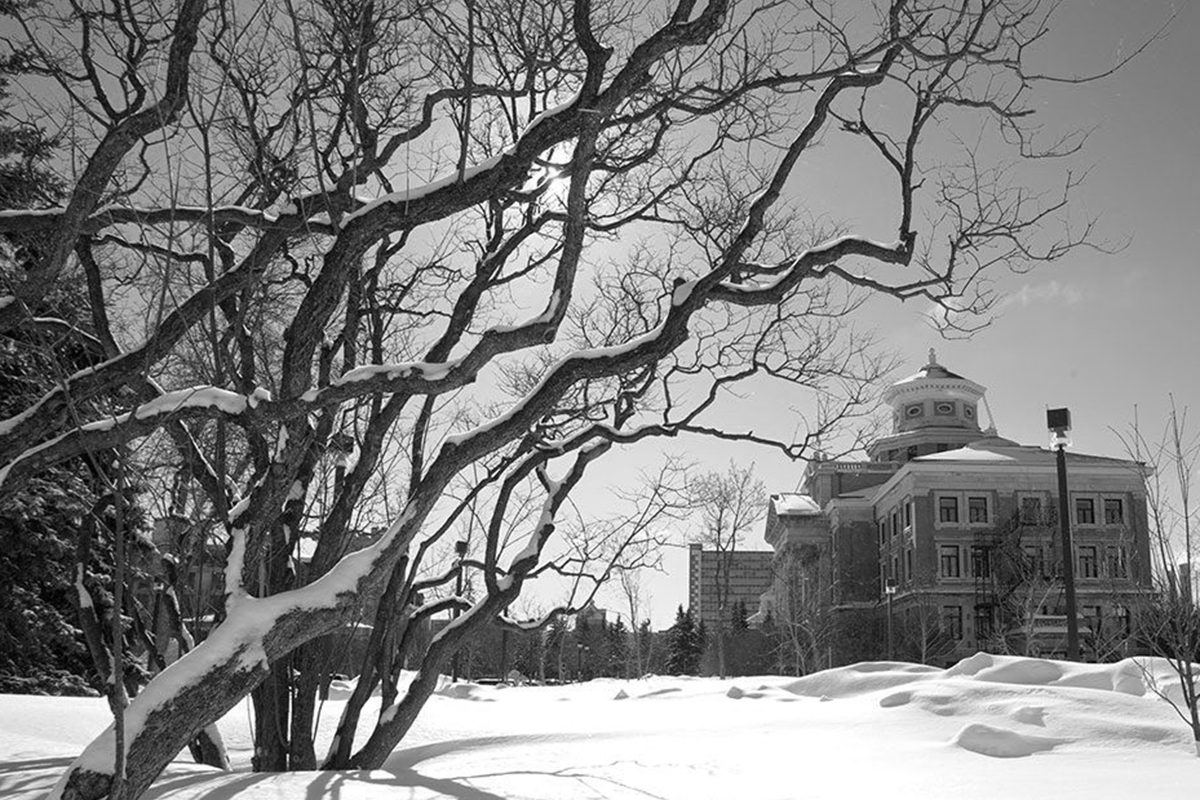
left=574, top=0, right=1200, bottom=629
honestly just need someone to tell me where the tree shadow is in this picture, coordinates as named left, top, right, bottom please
left=8, top=734, right=666, bottom=800
left=380, top=734, right=669, bottom=800
left=143, top=768, right=276, bottom=800
left=0, top=756, right=74, bottom=797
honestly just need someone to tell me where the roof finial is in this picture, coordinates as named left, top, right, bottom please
left=928, top=347, right=938, bottom=366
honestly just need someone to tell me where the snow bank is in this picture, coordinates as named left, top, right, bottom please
left=783, top=660, right=942, bottom=698
left=945, top=652, right=1151, bottom=694
left=6, top=654, right=1199, bottom=800
left=951, top=722, right=1064, bottom=757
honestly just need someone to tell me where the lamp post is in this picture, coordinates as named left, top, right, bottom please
left=1048, top=408, right=1081, bottom=661
left=576, top=642, right=584, bottom=682
left=885, top=577, right=897, bottom=660
left=451, top=539, right=468, bottom=682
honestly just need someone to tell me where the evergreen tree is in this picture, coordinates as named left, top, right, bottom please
left=0, top=52, right=88, bottom=694
left=666, top=606, right=703, bottom=675
left=606, top=618, right=629, bottom=677
left=0, top=50, right=156, bottom=694
left=545, top=616, right=569, bottom=682
left=637, top=619, right=661, bottom=676
left=725, top=600, right=750, bottom=676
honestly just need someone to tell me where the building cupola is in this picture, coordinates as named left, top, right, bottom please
left=868, top=351, right=998, bottom=462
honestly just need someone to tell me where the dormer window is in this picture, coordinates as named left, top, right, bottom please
left=905, top=403, right=924, bottom=418
left=963, top=404, right=976, bottom=420
left=934, top=401, right=955, bottom=416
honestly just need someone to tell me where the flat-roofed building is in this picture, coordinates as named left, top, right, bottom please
left=687, top=543, right=775, bottom=628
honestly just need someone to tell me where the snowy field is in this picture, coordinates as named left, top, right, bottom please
left=2, top=653, right=1197, bottom=799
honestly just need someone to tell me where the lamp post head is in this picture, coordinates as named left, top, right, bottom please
left=1047, top=407, right=1071, bottom=434
left=1047, top=407, right=1072, bottom=448
left=455, top=540, right=468, bottom=558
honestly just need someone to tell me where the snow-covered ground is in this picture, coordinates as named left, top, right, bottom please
left=2, top=654, right=1197, bottom=799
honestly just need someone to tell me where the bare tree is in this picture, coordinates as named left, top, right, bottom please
left=895, top=592, right=956, bottom=666
left=0, top=0, right=1150, bottom=796
left=770, top=541, right=836, bottom=674
left=688, top=462, right=765, bottom=677
left=1116, top=402, right=1200, bottom=755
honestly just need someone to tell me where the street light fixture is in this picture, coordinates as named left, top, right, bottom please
left=1048, top=408, right=1080, bottom=661
left=451, top=539, right=468, bottom=682
left=885, top=577, right=898, bottom=660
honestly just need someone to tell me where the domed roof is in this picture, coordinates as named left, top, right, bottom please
left=894, top=353, right=967, bottom=384
left=882, top=349, right=985, bottom=405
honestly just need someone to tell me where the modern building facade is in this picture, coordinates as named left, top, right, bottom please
left=687, top=543, right=775, bottom=628
left=758, top=352, right=1153, bottom=667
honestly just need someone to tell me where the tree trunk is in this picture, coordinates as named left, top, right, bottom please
left=53, top=578, right=369, bottom=800
left=250, top=660, right=290, bottom=771
left=57, top=648, right=269, bottom=800
left=343, top=590, right=513, bottom=769
left=187, top=725, right=230, bottom=771
left=288, top=655, right=319, bottom=771
left=715, top=618, right=727, bottom=678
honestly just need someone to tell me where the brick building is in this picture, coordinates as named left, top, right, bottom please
left=758, top=351, right=1153, bottom=667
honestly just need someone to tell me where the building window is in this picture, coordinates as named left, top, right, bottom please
left=1104, top=498, right=1124, bottom=525
left=942, top=606, right=963, bottom=640
left=905, top=548, right=913, bottom=582
left=1078, top=545, right=1099, bottom=579
left=971, top=545, right=991, bottom=579
left=905, top=403, right=924, bottom=418
left=1020, top=495, right=1043, bottom=525
left=938, top=496, right=959, bottom=523
left=1116, top=605, right=1131, bottom=636
left=1082, top=605, right=1103, bottom=633
left=1023, top=545, right=1044, bottom=578
left=1075, top=497, right=1096, bottom=525
left=1106, top=545, right=1127, bottom=579
left=968, top=496, right=989, bottom=524
left=963, top=404, right=976, bottom=420
left=935, top=401, right=956, bottom=416
left=904, top=501, right=912, bottom=530
left=939, top=544, right=961, bottom=578
left=891, top=511, right=899, bottom=540
left=974, top=607, right=994, bottom=641
left=878, top=521, right=885, bottom=546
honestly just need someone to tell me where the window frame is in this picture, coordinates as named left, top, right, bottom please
left=1103, top=497, right=1125, bottom=526
left=1022, top=544, right=1045, bottom=578
left=939, top=544, right=962, bottom=579
left=971, top=545, right=991, bottom=579
left=937, top=495, right=960, bottom=524
left=967, top=495, right=989, bottom=524
left=1106, top=545, right=1128, bottom=579
left=942, top=605, right=963, bottom=640
left=1078, top=544, right=1099, bottom=579
left=1075, top=496, right=1096, bottom=526
left=1018, top=493, right=1045, bottom=525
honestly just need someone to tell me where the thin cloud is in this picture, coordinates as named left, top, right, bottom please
left=1000, top=280, right=1085, bottom=310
